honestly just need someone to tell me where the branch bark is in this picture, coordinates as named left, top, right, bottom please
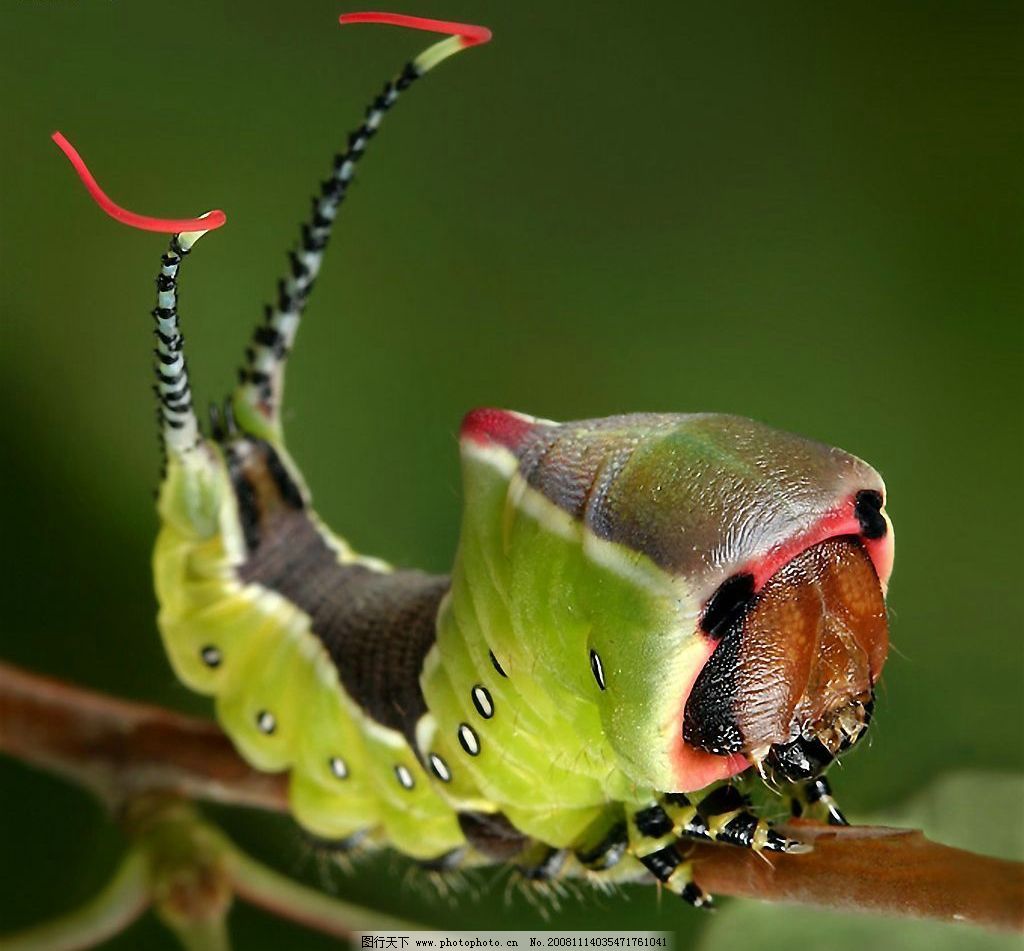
left=0, top=660, right=286, bottom=813
left=691, top=822, right=1023, bottom=932
left=1, top=660, right=1022, bottom=933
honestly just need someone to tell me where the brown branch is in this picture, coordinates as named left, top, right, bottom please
left=0, top=660, right=286, bottom=813
left=1, top=660, right=1022, bottom=932
left=691, top=822, right=1023, bottom=932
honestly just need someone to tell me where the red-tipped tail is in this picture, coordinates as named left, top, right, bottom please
left=51, top=131, right=226, bottom=234
left=339, top=11, right=491, bottom=73
left=338, top=11, right=491, bottom=47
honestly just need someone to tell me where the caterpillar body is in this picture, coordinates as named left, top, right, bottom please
left=55, top=13, right=893, bottom=906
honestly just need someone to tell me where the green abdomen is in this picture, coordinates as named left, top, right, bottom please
left=153, top=438, right=464, bottom=861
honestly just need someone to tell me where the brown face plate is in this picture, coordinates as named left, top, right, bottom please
left=684, top=536, right=888, bottom=758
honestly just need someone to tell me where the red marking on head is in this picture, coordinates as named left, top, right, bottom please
left=742, top=495, right=894, bottom=593
left=52, top=132, right=226, bottom=234
left=339, top=11, right=492, bottom=48
left=669, top=638, right=750, bottom=790
left=460, top=408, right=537, bottom=453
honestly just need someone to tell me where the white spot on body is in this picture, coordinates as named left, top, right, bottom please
left=471, top=685, right=494, bottom=719
left=458, top=723, right=480, bottom=756
left=256, top=710, right=277, bottom=735
left=395, top=764, right=415, bottom=789
left=329, top=756, right=349, bottom=780
left=429, top=753, right=451, bottom=782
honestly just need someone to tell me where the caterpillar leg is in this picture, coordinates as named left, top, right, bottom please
left=787, top=776, right=849, bottom=826
left=680, top=786, right=808, bottom=852
left=634, top=787, right=808, bottom=856
left=625, top=808, right=710, bottom=908
left=625, top=786, right=809, bottom=903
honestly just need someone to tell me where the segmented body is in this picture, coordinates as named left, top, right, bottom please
left=155, top=406, right=891, bottom=882
left=57, top=12, right=894, bottom=903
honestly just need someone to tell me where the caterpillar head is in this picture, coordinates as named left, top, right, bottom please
left=461, top=409, right=894, bottom=793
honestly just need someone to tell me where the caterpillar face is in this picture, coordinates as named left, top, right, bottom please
left=459, top=409, right=894, bottom=795
left=684, top=535, right=887, bottom=781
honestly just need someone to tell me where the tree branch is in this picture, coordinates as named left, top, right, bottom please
left=691, top=822, right=1023, bottom=932
left=0, top=660, right=286, bottom=813
left=1, top=660, right=1022, bottom=933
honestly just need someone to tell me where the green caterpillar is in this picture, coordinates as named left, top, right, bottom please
left=55, top=12, right=894, bottom=907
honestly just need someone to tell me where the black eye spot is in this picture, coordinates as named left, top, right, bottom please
left=200, top=645, right=222, bottom=668
left=701, top=573, right=756, bottom=639
left=589, top=650, right=606, bottom=691
left=855, top=490, right=887, bottom=539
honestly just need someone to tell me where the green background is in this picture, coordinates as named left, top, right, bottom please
left=1, top=1, right=1021, bottom=947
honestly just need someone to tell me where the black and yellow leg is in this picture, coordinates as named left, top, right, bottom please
left=626, top=803, right=711, bottom=907
left=787, top=776, right=848, bottom=826
left=636, top=843, right=709, bottom=908
left=660, top=793, right=713, bottom=843
left=661, top=787, right=807, bottom=854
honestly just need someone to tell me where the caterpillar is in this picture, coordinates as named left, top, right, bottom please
left=53, top=12, right=894, bottom=908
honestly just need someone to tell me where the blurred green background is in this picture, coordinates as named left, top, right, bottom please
left=2, top=1, right=1021, bottom=947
